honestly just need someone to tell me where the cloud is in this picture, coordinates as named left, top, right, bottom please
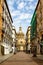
left=19, top=13, right=32, bottom=19
left=25, top=3, right=37, bottom=11
left=29, top=5, right=36, bottom=10
left=24, top=0, right=34, bottom=2
left=12, top=13, right=32, bottom=24
left=7, top=0, right=14, bottom=6
left=7, top=0, right=38, bottom=34
left=13, top=19, right=31, bottom=34
left=28, top=0, right=34, bottom=2
left=11, top=10, right=20, bottom=17
left=7, top=0, right=15, bottom=13
left=17, top=2, right=26, bottom=9
left=16, top=0, right=21, bottom=4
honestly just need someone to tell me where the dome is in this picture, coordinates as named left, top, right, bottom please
left=17, top=32, right=24, bottom=36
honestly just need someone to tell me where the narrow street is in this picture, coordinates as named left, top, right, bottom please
left=0, top=52, right=43, bottom=65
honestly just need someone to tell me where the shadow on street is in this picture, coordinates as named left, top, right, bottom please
left=32, top=56, right=43, bottom=65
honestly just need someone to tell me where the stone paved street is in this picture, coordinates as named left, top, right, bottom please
left=0, top=52, right=43, bottom=65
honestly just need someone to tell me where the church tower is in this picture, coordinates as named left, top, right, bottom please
left=16, top=27, right=26, bottom=51
left=19, top=27, right=22, bottom=33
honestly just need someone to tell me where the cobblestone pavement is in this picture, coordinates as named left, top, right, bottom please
left=0, top=52, right=43, bottom=65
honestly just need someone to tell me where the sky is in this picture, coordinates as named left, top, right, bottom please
left=7, top=0, right=38, bottom=34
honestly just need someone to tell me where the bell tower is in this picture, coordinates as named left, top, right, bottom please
left=19, top=27, right=22, bottom=33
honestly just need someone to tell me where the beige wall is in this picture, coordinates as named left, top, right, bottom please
left=36, top=0, right=43, bottom=54
left=26, top=26, right=31, bottom=44
left=0, top=1, right=3, bottom=42
left=36, top=0, right=43, bottom=40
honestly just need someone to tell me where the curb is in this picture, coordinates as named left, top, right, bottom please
left=0, top=53, right=13, bottom=64
left=37, top=55, right=43, bottom=61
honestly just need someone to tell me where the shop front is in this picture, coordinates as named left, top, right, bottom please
left=1, top=43, right=12, bottom=55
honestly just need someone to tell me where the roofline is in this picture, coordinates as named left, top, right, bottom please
left=35, top=0, right=40, bottom=11
left=5, top=0, right=13, bottom=23
left=31, top=0, right=40, bottom=24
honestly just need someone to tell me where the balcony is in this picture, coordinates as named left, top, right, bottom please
left=39, top=26, right=43, bottom=33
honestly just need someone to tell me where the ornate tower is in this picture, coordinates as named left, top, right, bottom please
left=19, top=27, right=22, bottom=33
left=16, top=27, right=26, bottom=51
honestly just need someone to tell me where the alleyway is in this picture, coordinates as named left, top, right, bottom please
left=0, top=52, right=43, bottom=65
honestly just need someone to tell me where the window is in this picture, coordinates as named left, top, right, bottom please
left=41, top=35, right=43, bottom=41
left=1, top=34, right=3, bottom=40
left=2, top=17, right=4, bottom=21
left=2, top=6, right=4, bottom=11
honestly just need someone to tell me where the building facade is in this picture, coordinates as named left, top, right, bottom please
left=16, top=27, right=26, bottom=51
left=30, top=0, right=43, bottom=54
left=30, top=8, right=37, bottom=53
left=36, top=0, right=43, bottom=54
left=12, top=26, right=16, bottom=53
left=26, top=26, right=31, bottom=53
left=0, top=0, right=13, bottom=55
left=0, top=0, right=3, bottom=56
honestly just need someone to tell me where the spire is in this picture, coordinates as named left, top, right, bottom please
left=19, top=27, right=22, bottom=33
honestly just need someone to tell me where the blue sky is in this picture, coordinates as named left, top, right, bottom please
left=7, top=0, right=38, bottom=34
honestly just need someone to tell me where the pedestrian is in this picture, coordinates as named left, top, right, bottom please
left=28, top=44, right=31, bottom=54
left=33, top=46, right=37, bottom=57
